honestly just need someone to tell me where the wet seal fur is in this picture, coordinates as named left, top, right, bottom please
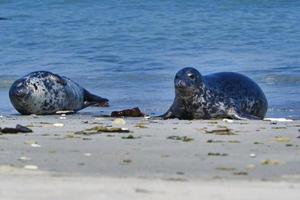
left=9, top=71, right=109, bottom=115
left=161, top=67, right=268, bottom=120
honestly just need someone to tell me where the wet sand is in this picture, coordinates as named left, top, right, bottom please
left=0, top=114, right=300, bottom=199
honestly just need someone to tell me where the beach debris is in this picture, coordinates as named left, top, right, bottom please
left=53, top=123, right=64, bottom=127
left=83, top=153, right=92, bottom=157
left=207, top=152, right=228, bottom=156
left=167, top=135, right=194, bottom=142
left=74, top=126, right=130, bottom=135
left=254, top=141, right=264, bottom=145
left=64, top=133, right=81, bottom=139
left=122, top=159, right=132, bottom=164
left=264, top=118, right=293, bottom=122
left=271, top=126, right=287, bottom=129
left=135, top=188, right=152, bottom=194
left=228, top=140, right=240, bottom=143
left=161, top=154, right=170, bottom=158
left=207, top=139, right=240, bottom=143
left=59, top=114, right=66, bottom=119
left=207, top=121, right=218, bottom=124
left=261, top=159, right=281, bottom=165
left=233, top=171, right=248, bottom=176
left=245, top=164, right=256, bottom=171
left=223, top=119, right=234, bottom=123
left=134, top=122, right=148, bottom=128
left=39, top=122, right=52, bottom=125
left=18, top=156, right=31, bottom=161
left=207, top=139, right=224, bottom=143
left=111, top=107, right=145, bottom=117
left=31, top=143, right=41, bottom=148
left=204, top=126, right=235, bottom=135
left=24, top=140, right=36, bottom=145
left=215, top=167, right=236, bottom=171
left=0, top=124, right=32, bottom=134
left=163, top=177, right=188, bottom=182
left=286, top=144, right=293, bottom=147
left=121, top=134, right=140, bottom=139
left=273, top=136, right=291, bottom=143
left=23, top=165, right=39, bottom=170
left=249, top=153, right=256, bottom=158
left=106, top=134, right=115, bottom=137
left=48, top=150, right=56, bottom=154
left=24, top=140, right=41, bottom=147
left=112, top=118, right=126, bottom=126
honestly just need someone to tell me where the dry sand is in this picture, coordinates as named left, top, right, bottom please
left=0, top=114, right=300, bottom=199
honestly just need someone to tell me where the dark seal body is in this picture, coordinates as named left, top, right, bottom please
left=9, top=71, right=109, bottom=115
left=161, top=67, right=268, bottom=120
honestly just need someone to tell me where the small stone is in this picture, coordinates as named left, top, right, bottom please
left=113, top=118, right=126, bottom=126
left=53, top=123, right=64, bottom=127
left=122, top=159, right=132, bottom=164
left=83, top=153, right=92, bottom=157
left=23, top=165, right=38, bottom=170
left=31, top=143, right=41, bottom=148
left=19, top=156, right=31, bottom=161
left=249, top=153, right=256, bottom=158
left=261, top=159, right=281, bottom=165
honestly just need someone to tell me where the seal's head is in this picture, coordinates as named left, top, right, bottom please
left=174, top=67, right=202, bottom=95
left=9, top=78, right=32, bottom=114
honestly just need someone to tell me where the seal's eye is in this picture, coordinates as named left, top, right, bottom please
left=175, top=75, right=179, bottom=79
left=187, top=73, right=195, bottom=80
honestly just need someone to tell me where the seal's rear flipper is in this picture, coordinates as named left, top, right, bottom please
left=84, top=90, right=109, bottom=107
left=227, top=108, right=260, bottom=120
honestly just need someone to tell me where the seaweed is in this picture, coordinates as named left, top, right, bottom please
left=204, top=126, right=235, bottom=135
left=121, top=134, right=140, bottom=139
left=167, top=135, right=194, bottom=142
left=207, top=152, right=228, bottom=156
left=0, top=124, right=32, bottom=134
left=74, top=126, right=129, bottom=135
left=111, top=107, right=145, bottom=117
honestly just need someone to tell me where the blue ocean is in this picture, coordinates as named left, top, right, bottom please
left=0, top=0, right=300, bottom=118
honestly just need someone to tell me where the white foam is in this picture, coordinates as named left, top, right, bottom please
left=264, top=118, right=293, bottom=122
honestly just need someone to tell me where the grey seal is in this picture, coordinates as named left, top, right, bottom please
left=9, top=71, right=109, bottom=115
left=160, top=67, right=268, bottom=120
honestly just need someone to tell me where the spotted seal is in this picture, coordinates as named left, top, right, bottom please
left=160, top=67, right=268, bottom=120
left=9, top=71, right=109, bottom=115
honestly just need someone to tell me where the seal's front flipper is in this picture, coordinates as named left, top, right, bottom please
left=157, top=110, right=176, bottom=120
left=55, top=110, right=75, bottom=115
left=84, top=90, right=109, bottom=107
left=227, top=108, right=260, bottom=120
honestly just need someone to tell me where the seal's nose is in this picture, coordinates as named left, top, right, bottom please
left=176, top=80, right=186, bottom=88
left=13, top=88, right=27, bottom=99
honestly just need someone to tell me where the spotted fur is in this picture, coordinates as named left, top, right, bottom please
left=161, top=67, right=268, bottom=120
left=9, top=71, right=109, bottom=115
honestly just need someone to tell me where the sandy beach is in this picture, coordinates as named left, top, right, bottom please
left=0, top=114, right=300, bottom=199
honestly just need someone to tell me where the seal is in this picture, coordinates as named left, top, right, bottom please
left=9, top=71, right=109, bottom=115
left=160, top=67, right=268, bottom=120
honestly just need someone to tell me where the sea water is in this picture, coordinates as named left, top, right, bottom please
left=0, top=0, right=300, bottom=118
